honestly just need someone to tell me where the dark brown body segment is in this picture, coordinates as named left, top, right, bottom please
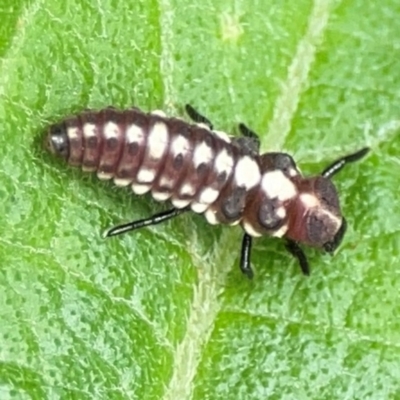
left=48, top=108, right=264, bottom=227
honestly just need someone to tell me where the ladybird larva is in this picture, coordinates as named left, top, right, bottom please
left=45, top=105, right=369, bottom=278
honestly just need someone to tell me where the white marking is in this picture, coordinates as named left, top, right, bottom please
left=289, top=167, right=298, bottom=177
left=83, top=123, right=96, bottom=138
left=171, top=136, right=190, bottom=157
left=137, top=168, right=156, bottom=183
left=261, top=170, right=297, bottom=201
left=229, top=219, right=241, bottom=226
left=127, top=124, right=144, bottom=144
left=243, top=221, right=262, bottom=237
left=327, top=212, right=341, bottom=229
left=67, top=127, right=79, bottom=140
left=300, top=193, right=319, bottom=208
left=199, top=188, right=219, bottom=205
left=272, top=224, right=288, bottom=238
left=193, top=142, right=213, bottom=168
left=205, top=209, right=220, bottom=225
left=196, top=122, right=211, bottom=130
left=191, top=202, right=208, bottom=214
left=171, top=198, right=191, bottom=209
left=317, top=209, right=341, bottom=230
left=104, top=121, right=120, bottom=139
left=276, top=207, right=286, bottom=219
left=159, top=176, right=174, bottom=189
left=151, top=109, right=166, bottom=117
left=97, top=171, right=113, bottom=180
left=213, top=130, right=231, bottom=143
left=214, top=148, right=234, bottom=178
left=152, top=191, right=171, bottom=202
left=148, top=122, right=169, bottom=159
left=114, top=177, right=133, bottom=187
left=180, top=183, right=196, bottom=196
left=132, top=183, right=151, bottom=195
left=234, top=156, right=261, bottom=189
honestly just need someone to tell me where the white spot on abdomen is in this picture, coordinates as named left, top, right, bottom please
left=191, top=202, right=209, bottom=213
left=271, top=224, right=288, bottom=237
left=151, top=109, right=167, bottom=117
left=172, top=198, right=191, bottom=209
left=104, top=122, right=120, bottom=139
left=199, top=187, right=220, bottom=204
left=214, top=148, right=234, bottom=178
left=67, top=127, right=79, bottom=140
left=193, top=142, right=213, bottom=168
left=276, top=207, right=286, bottom=219
left=300, top=193, right=319, bottom=208
left=97, top=171, right=113, bottom=180
left=180, top=183, right=196, bottom=196
left=213, top=130, right=231, bottom=143
left=243, top=221, right=262, bottom=237
left=234, top=156, right=261, bottom=189
left=83, top=123, right=96, bottom=138
left=196, top=122, right=211, bottom=130
left=137, top=169, right=156, bottom=183
left=261, top=170, right=297, bottom=201
left=152, top=190, right=171, bottom=202
left=132, top=183, right=151, bottom=195
left=147, top=122, right=169, bottom=160
left=127, top=124, right=144, bottom=144
left=114, top=177, right=133, bottom=187
left=171, top=136, right=190, bottom=157
left=205, top=209, right=220, bottom=225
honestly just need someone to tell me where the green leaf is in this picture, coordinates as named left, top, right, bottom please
left=1, top=0, right=399, bottom=399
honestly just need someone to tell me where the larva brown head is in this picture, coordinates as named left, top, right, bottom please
left=285, top=176, right=345, bottom=252
left=46, top=123, right=69, bottom=160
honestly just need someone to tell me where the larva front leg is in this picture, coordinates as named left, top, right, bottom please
left=105, top=207, right=190, bottom=237
left=284, top=239, right=310, bottom=276
left=240, top=233, right=254, bottom=279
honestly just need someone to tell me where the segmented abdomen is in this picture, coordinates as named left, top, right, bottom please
left=53, top=107, right=262, bottom=224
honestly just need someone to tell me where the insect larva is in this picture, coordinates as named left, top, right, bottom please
left=45, top=104, right=369, bottom=278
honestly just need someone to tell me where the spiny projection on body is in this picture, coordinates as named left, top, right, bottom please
left=45, top=105, right=369, bottom=278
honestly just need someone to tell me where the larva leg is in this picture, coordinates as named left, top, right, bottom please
left=240, top=233, right=254, bottom=279
left=105, top=207, right=190, bottom=237
left=185, top=104, right=214, bottom=129
left=285, top=239, right=310, bottom=276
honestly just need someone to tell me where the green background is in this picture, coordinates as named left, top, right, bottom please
left=0, top=0, right=399, bottom=399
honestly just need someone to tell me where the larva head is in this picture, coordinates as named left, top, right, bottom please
left=45, top=123, right=69, bottom=160
left=285, top=176, right=346, bottom=252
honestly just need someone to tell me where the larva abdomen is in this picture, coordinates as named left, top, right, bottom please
left=47, top=108, right=248, bottom=218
